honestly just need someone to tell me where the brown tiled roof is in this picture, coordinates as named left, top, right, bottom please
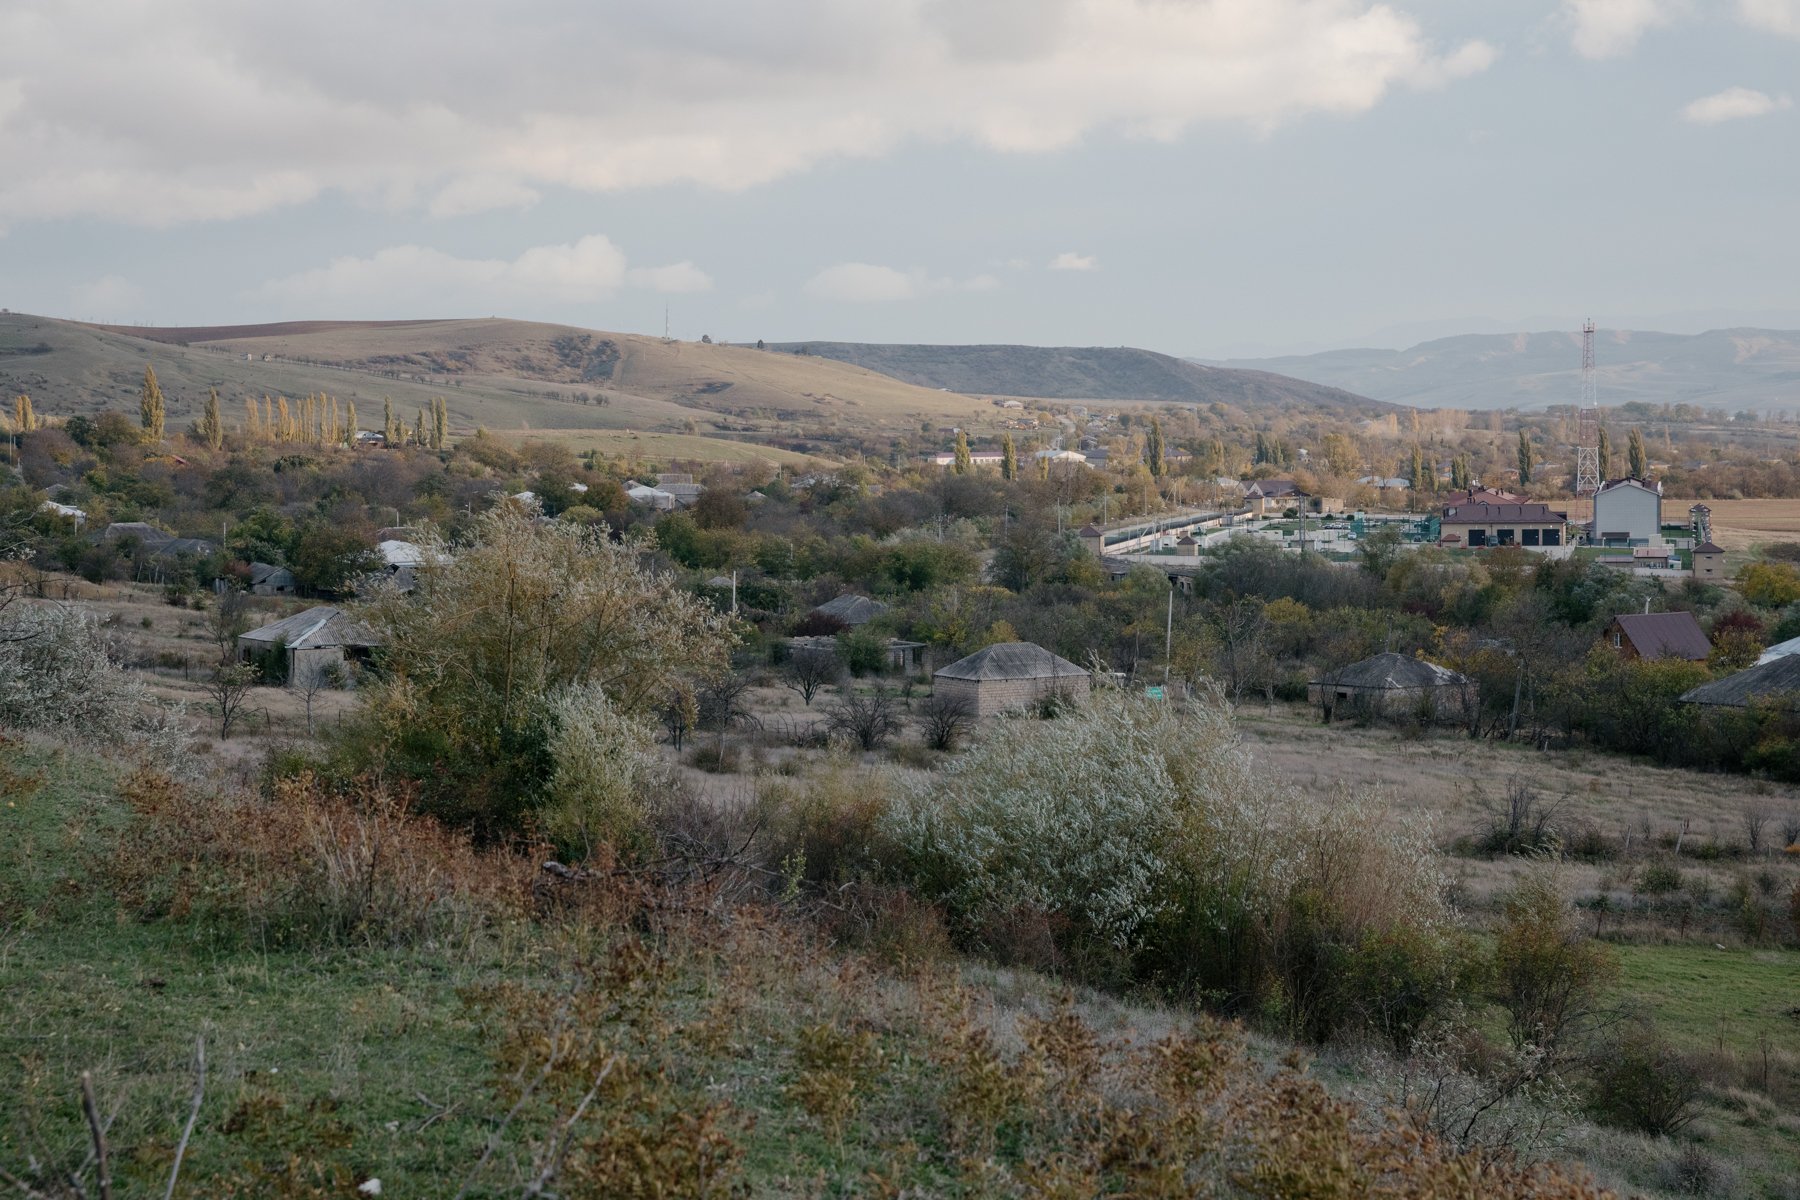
left=1695, top=541, right=1725, bottom=554
left=1610, top=611, right=1710, bottom=661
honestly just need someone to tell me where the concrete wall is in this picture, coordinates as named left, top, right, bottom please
left=936, top=673, right=1093, bottom=718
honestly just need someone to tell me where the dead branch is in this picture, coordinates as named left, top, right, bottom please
left=163, top=1037, right=205, bottom=1200
left=78, top=1074, right=109, bottom=1200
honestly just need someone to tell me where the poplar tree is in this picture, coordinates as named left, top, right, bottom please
left=12, top=394, right=36, bottom=432
left=1001, top=433, right=1017, bottom=481
left=139, top=366, right=165, bottom=441
left=415, top=408, right=427, bottom=446
left=346, top=400, right=358, bottom=444
left=1627, top=427, right=1647, bottom=478
left=1409, top=445, right=1427, bottom=489
left=383, top=397, right=397, bottom=447
left=1449, top=455, right=1470, bottom=490
left=198, top=388, right=223, bottom=450
left=953, top=430, right=971, bottom=474
left=1517, top=430, right=1535, bottom=485
left=431, top=396, right=448, bottom=450
left=1146, top=418, right=1165, bottom=478
left=245, top=397, right=260, bottom=440
left=1597, top=426, right=1612, bottom=479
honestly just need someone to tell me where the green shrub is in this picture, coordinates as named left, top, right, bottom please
left=1589, top=1023, right=1702, bottom=1136
left=1635, top=861, right=1683, bottom=896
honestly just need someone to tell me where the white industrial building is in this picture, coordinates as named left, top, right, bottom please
left=1590, top=477, right=1663, bottom=547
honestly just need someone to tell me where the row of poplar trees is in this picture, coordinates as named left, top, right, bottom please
left=133, top=366, right=450, bottom=452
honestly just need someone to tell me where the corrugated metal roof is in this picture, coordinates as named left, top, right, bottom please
left=935, top=642, right=1088, bottom=682
left=239, top=606, right=378, bottom=650
left=1682, top=655, right=1800, bottom=708
left=1310, top=651, right=1470, bottom=690
left=813, top=594, right=887, bottom=625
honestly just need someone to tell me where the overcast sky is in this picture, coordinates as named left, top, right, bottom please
left=2, top=0, right=1796, bottom=357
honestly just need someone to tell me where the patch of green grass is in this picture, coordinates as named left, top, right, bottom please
left=1611, top=942, right=1800, bottom=1053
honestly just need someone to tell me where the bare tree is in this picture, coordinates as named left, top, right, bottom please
left=205, top=662, right=259, bottom=739
left=920, top=690, right=976, bottom=751
left=827, top=688, right=901, bottom=751
left=783, top=646, right=843, bottom=707
left=207, top=586, right=253, bottom=659
left=293, top=657, right=344, bottom=737
left=1743, top=804, right=1771, bottom=854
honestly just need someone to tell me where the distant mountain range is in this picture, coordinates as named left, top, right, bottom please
left=1207, top=328, right=1800, bottom=412
left=766, top=341, right=1394, bottom=417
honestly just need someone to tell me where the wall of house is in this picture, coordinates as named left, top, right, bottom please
left=1694, top=551, right=1725, bottom=580
left=936, top=673, right=1093, bottom=718
left=1593, top=486, right=1662, bottom=545
left=1308, top=682, right=1476, bottom=723
left=1450, top=521, right=1565, bottom=548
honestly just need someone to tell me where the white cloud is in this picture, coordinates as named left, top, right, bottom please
left=0, top=2, right=1495, bottom=229
left=254, top=234, right=709, bottom=315
left=1048, top=251, right=1098, bottom=271
left=626, top=261, right=715, bottom=293
left=1682, top=86, right=1793, bottom=124
left=69, top=274, right=145, bottom=317
left=1739, top=0, right=1800, bottom=36
left=804, top=262, right=997, bottom=303
left=427, top=175, right=541, bottom=218
left=1563, top=0, right=1680, bottom=59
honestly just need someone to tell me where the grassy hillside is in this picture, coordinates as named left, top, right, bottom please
left=0, top=314, right=1015, bottom=463
left=0, top=735, right=1633, bottom=1199
left=766, top=340, right=1394, bottom=416
left=1212, top=327, right=1800, bottom=412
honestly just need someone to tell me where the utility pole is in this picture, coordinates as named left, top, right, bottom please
left=1164, top=583, right=1174, bottom=684
left=731, top=569, right=738, bottom=615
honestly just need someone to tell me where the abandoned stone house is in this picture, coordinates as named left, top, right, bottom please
left=933, top=642, right=1091, bottom=718
left=1308, top=651, right=1476, bottom=724
left=236, top=606, right=380, bottom=686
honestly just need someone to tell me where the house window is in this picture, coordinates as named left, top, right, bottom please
left=1612, top=632, right=1622, bottom=648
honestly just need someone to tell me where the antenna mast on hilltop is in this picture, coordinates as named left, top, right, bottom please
left=1574, top=318, right=1601, bottom=496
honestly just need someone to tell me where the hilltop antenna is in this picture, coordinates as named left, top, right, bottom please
left=1574, top=318, right=1601, bottom=496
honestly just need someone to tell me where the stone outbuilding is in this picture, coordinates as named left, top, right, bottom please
left=237, top=605, right=380, bottom=686
left=1309, top=651, right=1476, bottom=724
left=933, top=642, right=1091, bottom=717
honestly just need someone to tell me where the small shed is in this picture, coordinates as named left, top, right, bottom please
left=933, top=642, right=1090, bottom=718
left=248, top=562, right=297, bottom=596
left=1681, top=655, right=1800, bottom=710
left=1309, top=652, right=1476, bottom=724
left=237, top=606, right=379, bottom=686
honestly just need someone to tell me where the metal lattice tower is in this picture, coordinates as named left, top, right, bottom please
left=1574, top=319, right=1601, bottom=496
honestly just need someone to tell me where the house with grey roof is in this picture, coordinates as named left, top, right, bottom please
left=810, top=593, right=888, bottom=627
left=1309, top=651, right=1476, bottom=724
left=933, top=642, right=1090, bottom=717
left=248, top=562, right=297, bottom=596
left=237, top=606, right=379, bottom=686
